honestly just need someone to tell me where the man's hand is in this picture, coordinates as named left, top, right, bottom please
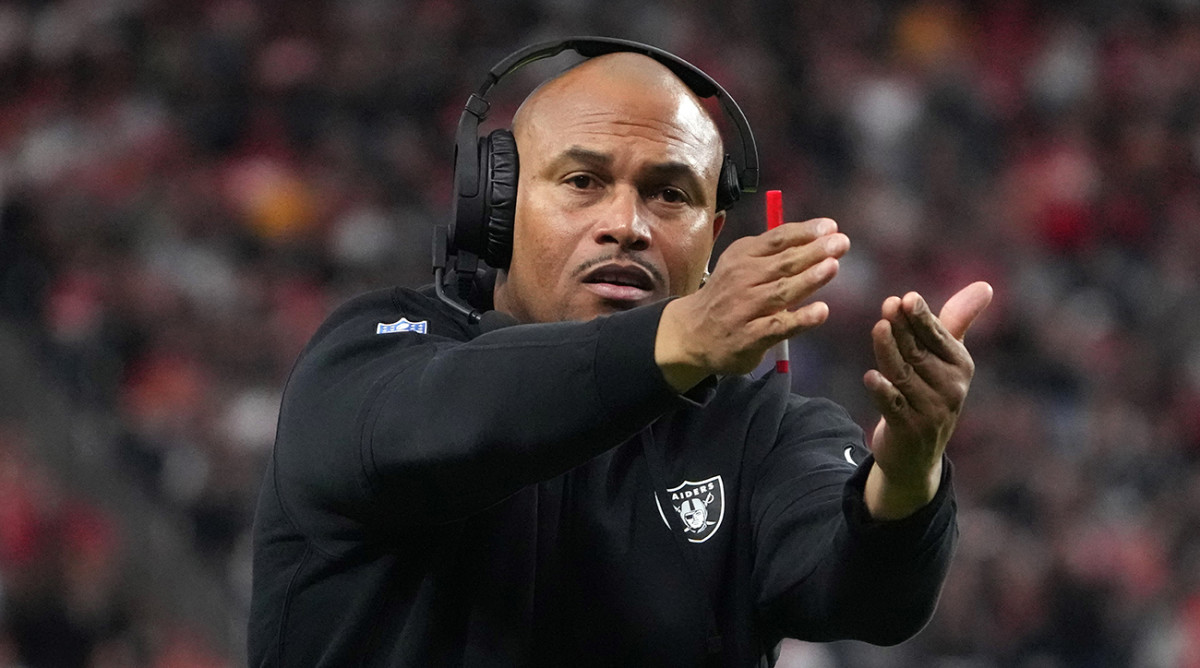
left=863, top=282, right=993, bottom=520
left=655, top=218, right=849, bottom=392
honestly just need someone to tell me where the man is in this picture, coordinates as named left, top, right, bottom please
left=249, top=48, right=992, bottom=666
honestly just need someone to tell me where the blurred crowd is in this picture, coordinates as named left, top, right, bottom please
left=1, top=0, right=1198, bottom=666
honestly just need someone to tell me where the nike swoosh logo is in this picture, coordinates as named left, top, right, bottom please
left=843, top=446, right=857, bottom=466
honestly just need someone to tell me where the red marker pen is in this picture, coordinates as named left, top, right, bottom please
left=765, top=190, right=790, bottom=375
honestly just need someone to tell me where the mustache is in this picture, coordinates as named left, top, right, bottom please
left=571, top=253, right=665, bottom=286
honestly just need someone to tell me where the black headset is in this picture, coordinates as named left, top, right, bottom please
left=433, top=36, right=759, bottom=322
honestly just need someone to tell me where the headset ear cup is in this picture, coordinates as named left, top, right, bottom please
left=715, top=155, right=741, bottom=212
left=484, top=129, right=519, bottom=269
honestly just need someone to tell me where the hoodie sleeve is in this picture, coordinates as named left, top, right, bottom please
left=751, top=396, right=957, bottom=646
left=273, top=293, right=709, bottom=528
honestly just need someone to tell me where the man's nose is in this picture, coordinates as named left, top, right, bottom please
left=592, top=186, right=651, bottom=251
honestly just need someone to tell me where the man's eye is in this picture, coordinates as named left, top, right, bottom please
left=656, top=187, right=688, bottom=204
left=567, top=174, right=595, bottom=189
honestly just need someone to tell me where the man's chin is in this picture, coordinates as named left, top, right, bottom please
left=561, top=296, right=649, bottom=322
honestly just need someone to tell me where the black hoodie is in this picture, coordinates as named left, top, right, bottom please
left=248, top=285, right=957, bottom=667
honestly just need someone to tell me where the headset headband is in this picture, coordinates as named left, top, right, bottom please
left=453, top=36, right=760, bottom=201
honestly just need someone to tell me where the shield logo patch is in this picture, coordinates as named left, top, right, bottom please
left=375, top=317, right=428, bottom=335
left=654, top=475, right=725, bottom=543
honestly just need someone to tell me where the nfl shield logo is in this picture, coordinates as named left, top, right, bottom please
left=655, top=475, right=725, bottom=543
left=376, top=318, right=428, bottom=335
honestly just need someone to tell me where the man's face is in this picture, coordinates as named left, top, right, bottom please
left=492, top=57, right=726, bottom=323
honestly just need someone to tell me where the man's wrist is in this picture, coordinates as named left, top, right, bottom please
left=655, top=299, right=709, bottom=393
left=864, top=458, right=943, bottom=521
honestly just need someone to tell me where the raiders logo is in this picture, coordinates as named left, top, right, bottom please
left=654, top=475, right=725, bottom=543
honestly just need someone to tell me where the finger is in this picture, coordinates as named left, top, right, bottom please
left=747, top=256, right=840, bottom=316
left=748, top=219, right=838, bottom=257
left=899, top=292, right=968, bottom=366
left=871, top=318, right=939, bottom=415
left=761, top=232, right=849, bottom=283
left=863, top=368, right=907, bottom=422
left=893, top=295, right=977, bottom=406
left=938, top=281, right=994, bottom=341
left=748, top=301, right=830, bottom=342
left=885, top=296, right=925, bottom=366
left=880, top=293, right=902, bottom=322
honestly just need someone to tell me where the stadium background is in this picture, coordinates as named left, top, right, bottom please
left=1, top=0, right=1199, bottom=666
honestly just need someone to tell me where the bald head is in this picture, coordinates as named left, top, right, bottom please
left=512, top=52, right=725, bottom=192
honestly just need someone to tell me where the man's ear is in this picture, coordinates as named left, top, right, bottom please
left=711, top=210, right=726, bottom=240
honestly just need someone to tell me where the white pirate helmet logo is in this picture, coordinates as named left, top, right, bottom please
left=679, top=497, right=713, bottom=532
left=654, top=475, right=725, bottom=543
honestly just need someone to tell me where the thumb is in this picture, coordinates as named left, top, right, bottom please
left=938, top=281, right=994, bottom=341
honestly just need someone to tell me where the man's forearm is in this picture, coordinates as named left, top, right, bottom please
left=863, top=458, right=942, bottom=520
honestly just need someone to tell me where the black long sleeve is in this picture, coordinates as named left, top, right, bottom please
left=750, top=394, right=956, bottom=646
left=250, top=286, right=957, bottom=667
left=756, top=455, right=956, bottom=645
left=364, top=300, right=694, bottom=521
left=272, top=287, right=700, bottom=531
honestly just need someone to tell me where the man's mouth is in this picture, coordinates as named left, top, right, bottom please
left=580, top=262, right=657, bottom=303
